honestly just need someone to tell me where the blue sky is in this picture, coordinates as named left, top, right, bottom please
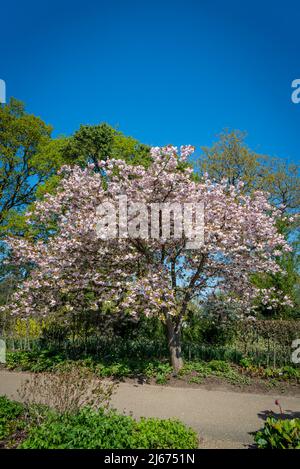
left=1, top=0, right=300, bottom=163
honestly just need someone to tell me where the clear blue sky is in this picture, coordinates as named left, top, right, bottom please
left=1, top=0, right=300, bottom=163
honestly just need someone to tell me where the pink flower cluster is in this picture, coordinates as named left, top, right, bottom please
left=2, top=146, right=292, bottom=321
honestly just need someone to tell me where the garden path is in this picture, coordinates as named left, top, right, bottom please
left=0, top=370, right=299, bottom=449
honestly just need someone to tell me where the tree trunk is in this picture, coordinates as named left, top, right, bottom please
left=166, top=317, right=183, bottom=372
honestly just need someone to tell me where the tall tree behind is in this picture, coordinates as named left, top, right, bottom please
left=0, top=98, right=53, bottom=230
left=199, top=130, right=263, bottom=192
left=0, top=102, right=151, bottom=309
left=198, top=129, right=300, bottom=318
left=63, top=123, right=151, bottom=171
left=199, top=129, right=300, bottom=213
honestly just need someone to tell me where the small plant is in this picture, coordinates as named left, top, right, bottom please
left=208, top=360, right=231, bottom=373
left=239, top=357, right=253, bottom=369
left=188, top=376, right=202, bottom=384
left=254, top=417, right=300, bottom=449
left=0, top=396, right=198, bottom=450
left=155, top=373, right=168, bottom=385
left=6, top=350, right=65, bottom=372
left=274, top=399, right=284, bottom=417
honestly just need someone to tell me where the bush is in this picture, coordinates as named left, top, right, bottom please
left=18, top=364, right=115, bottom=414
left=208, top=360, right=231, bottom=373
left=20, top=407, right=198, bottom=449
left=0, top=396, right=24, bottom=440
left=6, top=350, right=65, bottom=372
left=254, top=417, right=300, bottom=449
left=0, top=397, right=198, bottom=449
left=133, top=418, right=198, bottom=449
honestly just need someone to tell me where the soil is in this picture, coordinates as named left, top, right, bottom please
left=122, top=375, right=300, bottom=397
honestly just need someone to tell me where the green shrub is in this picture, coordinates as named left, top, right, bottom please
left=0, top=396, right=24, bottom=440
left=6, top=350, right=65, bottom=372
left=208, top=360, right=231, bottom=373
left=254, top=417, right=300, bottom=449
left=20, top=407, right=198, bottom=449
left=239, top=357, right=253, bottom=368
left=133, top=418, right=197, bottom=449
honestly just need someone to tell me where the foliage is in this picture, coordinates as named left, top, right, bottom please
left=0, top=396, right=24, bottom=441
left=251, top=235, right=300, bottom=319
left=63, top=122, right=151, bottom=170
left=0, top=98, right=52, bottom=231
left=6, top=351, right=252, bottom=385
left=179, top=360, right=250, bottom=385
left=5, top=314, right=300, bottom=375
left=240, top=359, right=300, bottom=382
left=6, top=350, right=65, bottom=372
left=0, top=109, right=151, bottom=318
left=183, top=314, right=236, bottom=346
left=5, top=350, right=173, bottom=383
left=235, top=319, right=300, bottom=348
left=20, top=406, right=198, bottom=449
left=0, top=395, right=198, bottom=449
left=254, top=417, right=300, bottom=449
left=198, top=130, right=300, bottom=319
left=198, top=129, right=300, bottom=213
left=199, top=130, right=262, bottom=193
left=13, top=318, right=43, bottom=339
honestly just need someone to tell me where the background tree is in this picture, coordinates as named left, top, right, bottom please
left=199, top=129, right=300, bottom=213
left=63, top=123, right=151, bottom=171
left=0, top=100, right=151, bottom=236
left=0, top=98, right=53, bottom=231
left=198, top=129, right=300, bottom=318
left=0, top=100, right=150, bottom=309
left=199, top=130, right=264, bottom=192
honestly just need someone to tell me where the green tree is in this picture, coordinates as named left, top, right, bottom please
left=0, top=98, right=53, bottom=230
left=199, top=130, right=300, bottom=213
left=63, top=123, right=151, bottom=171
left=199, top=130, right=263, bottom=192
left=261, top=158, right=300, bottom=214
left=198, top=129, right=300, bottom=318
left=0, top=103, right=151, bottom=309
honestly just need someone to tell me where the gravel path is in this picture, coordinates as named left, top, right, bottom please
left=1, top=370, right=299, bottom=449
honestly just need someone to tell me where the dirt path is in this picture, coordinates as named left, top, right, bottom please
left=0, top=370, right=299, bottom=449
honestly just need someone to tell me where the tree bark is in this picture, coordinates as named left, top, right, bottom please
left=166, top=317, right=183, bottom=372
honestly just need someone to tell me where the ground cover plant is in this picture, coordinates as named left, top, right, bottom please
left=5, top=348, right=300, bottom=388
left=20, top=408, right=198, bottom=449
left=0, top=395, right=198, bottom=449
